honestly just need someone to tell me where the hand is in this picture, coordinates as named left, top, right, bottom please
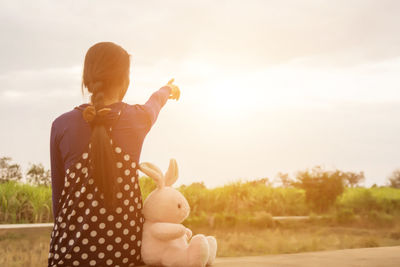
left=165, top=78, right=180, bottom=101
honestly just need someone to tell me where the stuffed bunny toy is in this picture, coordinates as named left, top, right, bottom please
left=139, top=159, right=217, bottom=267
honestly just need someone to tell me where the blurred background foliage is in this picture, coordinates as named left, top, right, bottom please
left=0, top=156, right=399, bottom=228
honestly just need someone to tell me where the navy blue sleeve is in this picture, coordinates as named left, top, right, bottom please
left=142, top=86, right=171, bottom=128
left=50, top=120, right=64, bottom=219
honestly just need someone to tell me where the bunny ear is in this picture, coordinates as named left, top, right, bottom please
left=165, top=159, right=179, bottom=186
left=139, top=162, right=164, bottom=188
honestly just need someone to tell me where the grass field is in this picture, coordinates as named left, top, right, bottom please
left=1, top=219, right=400, bottom=266
left=1, top=179, right=399, bottom=225
left=1, top=180, right=400, bottom=266
left=0, top=227, right=51, bottom=267
left=209, top=221, right=400, bottom=256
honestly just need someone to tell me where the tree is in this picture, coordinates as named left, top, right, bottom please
left=247, top=177, right=270, bottom=186
left=294, top=166, right=344, bottom=213
left=0, top=157, right=22, bottom=183
left=388, top=169, right=400, bottom=188
left=187, top=182, right=207, bottom=189
left=26, top=163, right=51, bottom=186
left=276, top=172, right=293, bottom=187
left=343, top=171, right=365, bottom=188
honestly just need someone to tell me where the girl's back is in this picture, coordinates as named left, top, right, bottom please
left=50, top=89, right=170, bottom=217
left=48, top=89, right=170, bottom=267
left=47, top=42, right=180, bottom=267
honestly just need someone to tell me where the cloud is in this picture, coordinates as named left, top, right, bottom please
left=1, top=0, right=400, bottom=74
left=0, top=66, right=82, bottom=98
left=1, top=0, right=400, bottom=187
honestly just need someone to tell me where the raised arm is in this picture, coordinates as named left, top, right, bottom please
left=142, top=86, right=171, bottom=128
left=142, top=79, right=180, bottom=129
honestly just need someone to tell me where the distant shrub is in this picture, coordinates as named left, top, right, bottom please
left=294, top=166, right=345, bottom=212
left=26, top=163, right=51, bottom=187
left=335, top=208, right=356, bottom=224
left=0, top=157, right=22, bottom=183
left=337, top=189, right=377, bottom=213
left=2, top=174, right=400, bottom=225
left=388, top=169, right=400, bottom=188
left=0, top=181, right=52, bottom=223
left=139, top=176, right=157, bottom=199
left=337, top=187, right=400, bottom=216
left=178, top=180, right=308, bottom=217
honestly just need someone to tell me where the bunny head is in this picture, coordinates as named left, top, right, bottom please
left=139, top=159, right=190, bottom=224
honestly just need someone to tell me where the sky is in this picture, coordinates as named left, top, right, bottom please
left=0, top=0, right=399, bottom=187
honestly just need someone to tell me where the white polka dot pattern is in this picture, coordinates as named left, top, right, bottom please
left=48, top=137, right=144, bottom=266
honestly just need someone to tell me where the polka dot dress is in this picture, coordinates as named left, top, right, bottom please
left=48, top=107, right=145, bottom=267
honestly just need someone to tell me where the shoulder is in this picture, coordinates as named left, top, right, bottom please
left=118, top=102, right=155, bottom=129
left=123, top=102, right=149, bottom=116
left=51, top=104, right=88, bottom=129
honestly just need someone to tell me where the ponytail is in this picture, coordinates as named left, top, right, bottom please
left=82, top=83, right=119, bottom=209
left=81, top=42, right=130, bottom=210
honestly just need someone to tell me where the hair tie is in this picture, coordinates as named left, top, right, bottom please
left=82, top=105, right=111, bottom=126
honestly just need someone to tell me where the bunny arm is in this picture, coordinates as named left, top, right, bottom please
left=149, top=222, right=187, bottom=241
left=185, top=228, right=192, bottom=239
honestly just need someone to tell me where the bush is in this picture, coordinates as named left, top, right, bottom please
left=335, top=208, right=356, bottom=224
left=139, top=176, right=157, bottom=199
left=179, top=180, right=308, bottom=217
left=0, top=181, right=52, bottom=223
left=388, top=169, right=400, bottom=188
left=294, top=166, right=345, bottom=212
left=337, top=187, right=400, bottom=215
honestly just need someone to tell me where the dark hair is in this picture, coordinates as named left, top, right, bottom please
left=81, top=42, right=130, bottom=208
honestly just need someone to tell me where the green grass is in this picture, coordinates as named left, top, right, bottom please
left=1, top=180, right=399, bottom=266
left=337, top=187, right=400, bottom=215
left=0, top=181, right=52, bottom=224
left=2, top=218, right=400, bottom=266
left=1, top=180, right=400, bottom=225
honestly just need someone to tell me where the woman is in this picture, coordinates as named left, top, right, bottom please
left=48, top=42, right=180, bottom=266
